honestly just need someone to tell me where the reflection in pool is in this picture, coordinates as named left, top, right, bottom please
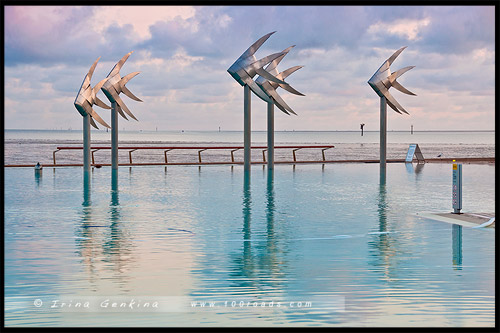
left=4, top=163, right=495, bottom=327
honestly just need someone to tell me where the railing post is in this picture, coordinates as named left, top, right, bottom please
left=292, top=148, right=301, bottom=162
left=262, top=149, right=267, bottom=163
left=321, top=147, right=331, bottom=161
left=231, top=148, right=240, bottom=163
left=198, top=149, right=207, bottom=163
left=53, top=149, right=60, bottom=165
left=129, top=149, right=137, bottom=164
left=91, top=149, right=99, bottom=165
left=164, top=149, right=172, bottom=164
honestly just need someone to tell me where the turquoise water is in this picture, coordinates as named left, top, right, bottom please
left=4, top=163, right=495, bottom=327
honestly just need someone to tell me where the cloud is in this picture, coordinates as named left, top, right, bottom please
left=3, top=5, right=495, bottom=130
left=5, top=6, right=102, bottom=65
left=89, top=6, right=196, bottom=41
left=415, top=6, right=495, bottom=54
left=367, top=18, right=431, bottom=41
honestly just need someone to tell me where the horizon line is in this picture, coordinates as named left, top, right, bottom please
left=4, top=128, right=495, bottom=132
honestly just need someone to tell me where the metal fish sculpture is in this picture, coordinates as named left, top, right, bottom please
left=74, top=57, right=111, bottom=129
left=256, top=45, right=305, bottom=115
left=368, top=46, right=416, bottom=114
left=101, top=51, right=142, bottom=121
left=227, top=31, right=291, bottom=103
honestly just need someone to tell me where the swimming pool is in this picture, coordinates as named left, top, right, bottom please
left=4, top=163, right=495, bottom=327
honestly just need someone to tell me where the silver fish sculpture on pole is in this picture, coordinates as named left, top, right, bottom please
left=74, top=57, right=111, bottom=175
left=101, top=51, right=142, bottom=170
left=368, top=46, right=416, bottom=170
left=255, top=45, right=305, bottom=170
left=227, top=31, right=292, bottom=172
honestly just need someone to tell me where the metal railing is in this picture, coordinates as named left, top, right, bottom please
left=52, top=145, right=335, bottom=165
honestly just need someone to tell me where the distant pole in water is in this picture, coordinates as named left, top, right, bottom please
left=411, top=124, right=413, bottom=134
left=360, top=123, right=365, bottom=136
left=219, top=126, right=221, bottom=132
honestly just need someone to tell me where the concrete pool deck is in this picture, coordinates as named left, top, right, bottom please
left=417, top=212, right=495, bottom=228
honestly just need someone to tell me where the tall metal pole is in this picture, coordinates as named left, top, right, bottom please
left=111, top=101, right=119, bottom=170
left=380, top=96, right=387, bottom=168
left=83, top=114, right=91, bottom=174
left=244, top=84, right=251, bottom=172
left=267, top=100, right=274, bottom=170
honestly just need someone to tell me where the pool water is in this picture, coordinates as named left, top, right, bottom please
left=4, top=163, right=495, bottom=327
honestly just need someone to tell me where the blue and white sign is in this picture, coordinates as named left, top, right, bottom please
left=405, top=144, right=425, bottom=163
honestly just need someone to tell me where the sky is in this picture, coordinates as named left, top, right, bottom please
left=3, top=5, right=496, bottom=131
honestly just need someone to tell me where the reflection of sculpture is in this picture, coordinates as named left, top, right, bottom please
left=368, top=46, right=416, bottom=115
left=368, top=47, right=416, bottom=168
left=74, top=57, right=111, bottom=129
left=367, top=174, right=393, bottom=279
left=76, top=169, right=134, bottom=290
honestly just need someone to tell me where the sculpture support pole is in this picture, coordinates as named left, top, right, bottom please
left=244, top=84, right=251, bottom=172
left=111, top=102, right=118, bottom=170
left=380, top=96, right=387, bottom=169
left=83, top=114, right=91, bottom=174
left=267, top=100, right=274, bottom=170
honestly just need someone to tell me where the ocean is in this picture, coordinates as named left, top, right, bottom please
left=4, top=129, right=495, bottom=165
